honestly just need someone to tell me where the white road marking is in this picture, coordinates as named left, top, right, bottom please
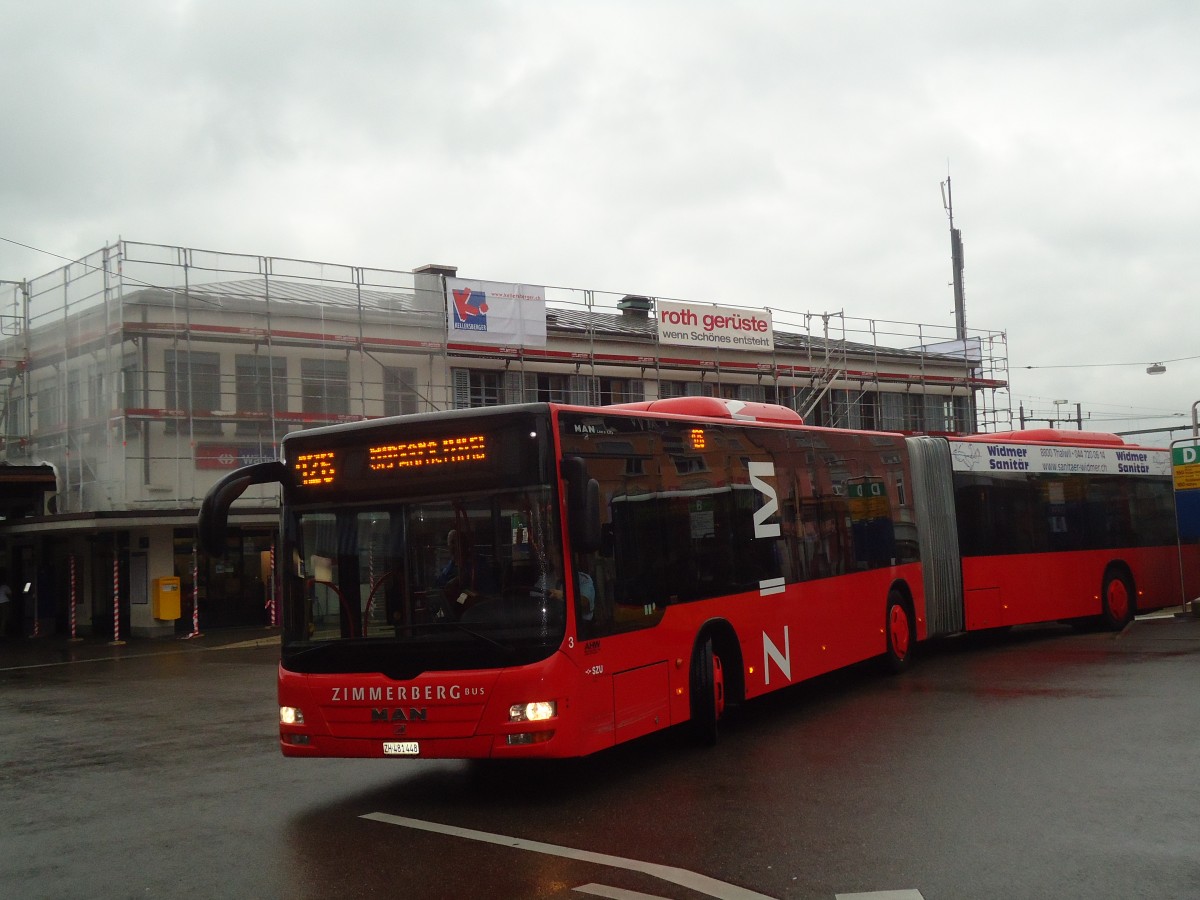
left=210, top=638, right=279, bottom=649
left=360, top=812, right=778, bottom=900
left=574, top=884, right=673, bottom=899
left=835, top=891, right=925, bottom=899
left=0, top=650, right=199, bottom=672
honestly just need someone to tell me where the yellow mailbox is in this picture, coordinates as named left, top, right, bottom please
left=152, top=576, right=182, bottom=620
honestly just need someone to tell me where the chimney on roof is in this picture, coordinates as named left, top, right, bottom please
left=413, top=263, right=458, bottom=313
left=618, top=295, right=653, bottom=318
left=414, top=264, right=458, bottom=278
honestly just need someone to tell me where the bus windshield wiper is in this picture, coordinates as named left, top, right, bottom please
left=404, top=618, right=517, bottom=651
left=281, top=642, right=333, bottom=659
left=438, top=620, right=516, bottom=653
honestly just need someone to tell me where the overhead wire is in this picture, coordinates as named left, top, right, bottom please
left=1023, top=353, right=1200, bottom=370
left=0, top=235, right=227, bottom=304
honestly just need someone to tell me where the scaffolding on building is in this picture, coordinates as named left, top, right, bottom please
left=0, top=239, right=1010, bottom=516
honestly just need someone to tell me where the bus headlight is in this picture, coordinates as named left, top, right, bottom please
left=508, top=701, right=556, bottom=723
left=280, top=706, right=305, bottom=725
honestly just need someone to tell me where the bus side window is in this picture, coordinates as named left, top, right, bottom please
left=574, top=558, right=597, bottom=632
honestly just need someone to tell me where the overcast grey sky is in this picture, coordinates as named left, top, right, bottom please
left=2, top=1, right=1197, bottom=438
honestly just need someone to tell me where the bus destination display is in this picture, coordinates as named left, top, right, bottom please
left=369, top=434, right=488, bottom=471
left=295, top=451, right=336, bottom=487
left=292, top=434, right=493, bottom=490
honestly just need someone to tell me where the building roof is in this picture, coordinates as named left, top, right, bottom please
left=124, top=279, right=970, bottom=367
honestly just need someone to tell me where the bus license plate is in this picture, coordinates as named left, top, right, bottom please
left=383, top=741, right=419, bottom=756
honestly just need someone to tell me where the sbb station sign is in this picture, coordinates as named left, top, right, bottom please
left=657, top=299, right=774, bottom=352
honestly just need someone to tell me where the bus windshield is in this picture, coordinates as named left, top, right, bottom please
left=281, top=486, right=565, bottom=677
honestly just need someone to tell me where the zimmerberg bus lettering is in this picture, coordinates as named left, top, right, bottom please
left=329, top=684, right=484, bottom=702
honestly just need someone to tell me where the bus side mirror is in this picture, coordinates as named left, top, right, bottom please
left=198, top=461, right=286, bottom=556
left=561, top=457, right=602, bottom=553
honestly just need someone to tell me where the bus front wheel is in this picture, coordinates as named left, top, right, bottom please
left=689, top=636, right=724, bottom=746
left=1100, top=570, right=1135, bottom=631
left=884, top=591, right=914, bottom=673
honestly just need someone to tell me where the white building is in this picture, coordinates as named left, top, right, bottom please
left=0, top=240, right=1008, bottom=638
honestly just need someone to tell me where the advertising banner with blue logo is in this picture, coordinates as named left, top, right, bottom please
left=445, top=278, right=547, bottom=348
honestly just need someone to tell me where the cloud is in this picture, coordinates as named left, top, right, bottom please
left=2, top=1, right=1198, bottom=435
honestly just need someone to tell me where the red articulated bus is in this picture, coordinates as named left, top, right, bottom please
left=198, top=398, right=1186, bottom=759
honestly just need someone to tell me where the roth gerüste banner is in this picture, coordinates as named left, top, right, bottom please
left=445, top=278, right=547, bottom=348
left=657, top=299, right=774, bottom=351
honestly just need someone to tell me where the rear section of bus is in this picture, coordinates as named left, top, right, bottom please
left=941, top=430, right=1180, bottom=629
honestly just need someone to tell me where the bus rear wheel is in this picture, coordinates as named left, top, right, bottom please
left=690, top=636, right=725, bottom=746
left=884, top=591, right=914, bottom=673
left=1100, top=570, right=1135, bottom=630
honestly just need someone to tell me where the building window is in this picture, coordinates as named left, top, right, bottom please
left=658, top=380, right=716, bottom=399
left=36, top=377, right=61, bottom=431
left=953, top=396, right=973, bottom=434
left=767, top=384, right=806, bottom=413
left=164, top=349, right=222, bottom=435
left=597, top=377, right=644, bottom=405
left=456, top=370, right=582, bottom=407
left=906, top=395, right=927, bottom=432
left=879, top=392, right=906, bottom=431
left=828, top=390, right=862, bottom=430
left=67, top=371, right=82, bottom=424
left=6, top=395, right=24, bottom=443
left=858, top=391, right=879, bottom=431
left=808, top=390, right=891, bottom=433
left=929, top=395, right=971, bottom=434
left=535, top=373, right=571, bottom=403
left=723, top=383, right=765, bottom=402
left=383, top=366, right=419, bottom=416
left=500, top=371, right=535, bottom=404
left=122, top=354, right=141, bottom=412
left=235, top=354, right=287, bottom=435
left=453, top=371, right=609, bottom=408
left=452, top=372, right=626, bottom=408
left=924, top=396, right=949, bottom=433
left=301, top=358, right=349, bottom=419
left=916, top=395, right=971, bottom=434
left=452, top=368, right=503, bottom=409
left=88, top=367, right=105, bottom=420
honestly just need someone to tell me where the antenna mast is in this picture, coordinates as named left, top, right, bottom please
left=940, top=174, right=967, bottom=341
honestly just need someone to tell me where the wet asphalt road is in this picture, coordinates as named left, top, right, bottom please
left=1, top=615, right=1198, bottom=900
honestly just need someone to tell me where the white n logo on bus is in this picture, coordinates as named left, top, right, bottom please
left=763, top=626, right=791, bottom=685
left=748, top=461, right=780, bottom=538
